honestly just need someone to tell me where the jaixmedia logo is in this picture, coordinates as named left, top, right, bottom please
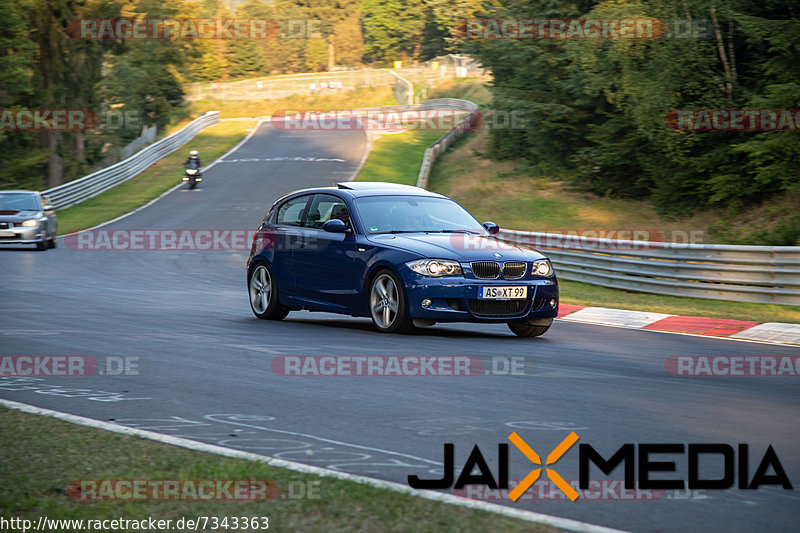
left=408, top=432, right=793, bottom=501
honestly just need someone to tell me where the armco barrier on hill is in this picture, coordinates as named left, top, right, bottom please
left=43, top=112, right=220, bottom=210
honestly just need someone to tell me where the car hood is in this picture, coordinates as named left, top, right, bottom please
left=366, top=233, right=547, bottom=262
left=0, top=209, right=41, bottom=221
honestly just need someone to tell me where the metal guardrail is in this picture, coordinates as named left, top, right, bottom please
left=414, top=99, right=800, bottom=306
left=43, top=112, right=220, bottom=209
left=416, top=99, right=480, bottom=189
left=391, top=71, right=414, bottom=106
left=497, top=231, right=800, bottom=306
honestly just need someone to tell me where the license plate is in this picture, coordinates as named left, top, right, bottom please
left=0, top=231, right=14, bottom=237
left=478, top=286, right=527, bottom=299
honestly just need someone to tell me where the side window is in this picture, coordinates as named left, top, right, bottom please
left=276, top=195, right=310, bottom=227
left=305, top=194, right=352, bottom=230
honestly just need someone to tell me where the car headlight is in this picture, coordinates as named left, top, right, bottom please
left=21, top=219, right=39, bottom=227
left=406, top=259, right=463, bottom=277
left=532, top=259, right=554, bottom=277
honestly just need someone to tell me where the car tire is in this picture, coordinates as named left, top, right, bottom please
left=369, top=269, right=413, bottom=333
left=35, top=239, right=46, bottom=251
left=248, top=263, right=289, bottom=320
left=508, top=318, right=552, bottom=338
left=48, top=236, right=57, bottom=249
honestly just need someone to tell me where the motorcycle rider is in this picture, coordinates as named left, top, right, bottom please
left=183, top=150, right=203, bottom=188
left=184, top=150, right=202, bottom=171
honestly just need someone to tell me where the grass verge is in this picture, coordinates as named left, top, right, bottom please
left=189, top=87, right=397, bottom=118
left=0, top=406, right=554, bottom=533
left=56, top=121, right=256, bottom=235
left=357, top=130, right=444, bottom=185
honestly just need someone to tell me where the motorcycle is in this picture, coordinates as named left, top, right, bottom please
left=183, top=165, right=203, bottom=189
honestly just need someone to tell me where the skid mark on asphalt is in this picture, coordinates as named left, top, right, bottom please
left=113, top=413, right=442, bottom=477
left=0, top=377, right=150, bottom=402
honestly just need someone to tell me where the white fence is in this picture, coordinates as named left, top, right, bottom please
left=43, top=112, right=220, bottom=210
left=185, top=67, right=462, bottom=101
left=414, top=100, right=800, bottom=306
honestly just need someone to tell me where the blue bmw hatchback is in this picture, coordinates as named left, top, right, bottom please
left=247, top=182, right=558, bottom=336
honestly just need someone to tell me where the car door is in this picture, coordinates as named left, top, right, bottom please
left=293, top=193, right=361, bottom=307
left=272, top=194, right=312, bottom=295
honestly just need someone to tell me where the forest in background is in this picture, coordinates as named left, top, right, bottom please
left=1, top=0, right=797, bottom=243
left=0, top=0, right=470, bottom=189
left=466, top=0, right=799, bottom=223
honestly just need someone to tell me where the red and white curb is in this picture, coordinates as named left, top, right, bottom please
left=557, top=305, right=800, bottom=346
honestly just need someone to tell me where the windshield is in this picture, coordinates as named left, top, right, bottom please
left=0, top=193, right=40, bottom=211
left=355, top=195, right=485, bottom=234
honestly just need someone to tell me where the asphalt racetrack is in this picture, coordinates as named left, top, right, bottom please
left=1, top=121, right=798, bottom=532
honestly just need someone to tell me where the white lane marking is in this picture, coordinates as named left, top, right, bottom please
left=224, top=344, right=283, bottom=354
left=58, top=119, right=264, bottom=237
left=0, top=398, right=631, bottom=533
left=562, top=307, right=672, bottom=328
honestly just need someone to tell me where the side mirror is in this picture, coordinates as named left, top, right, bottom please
left=322, top=219, right=348, bottom=233
left=483, top=221, right=500, bottom=235
left=43, top=205, right=55, bottom=211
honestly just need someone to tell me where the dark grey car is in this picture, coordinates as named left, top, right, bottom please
left=0, top=191, right=58, bottom=250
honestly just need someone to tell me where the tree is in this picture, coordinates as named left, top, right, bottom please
left=362, top=0, right=426, bottom=64
left=467, top=0, right=800, bottom=218
left=292, top=0, right=359, bottom=69
left=332, top=10, right=363, bottom=66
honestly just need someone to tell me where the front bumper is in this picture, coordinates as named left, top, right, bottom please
left=0, top=226, right=46, bottom=244
left=400, top=269, right=559, bottom=323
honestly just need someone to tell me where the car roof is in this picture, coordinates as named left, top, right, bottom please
left=280, top=182, right=447, bottom=200
left=0, top=190, right=39, bottom=195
